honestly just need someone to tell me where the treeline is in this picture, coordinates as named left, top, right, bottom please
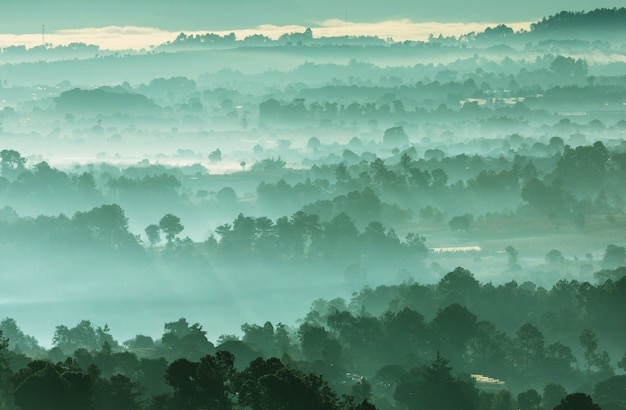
left=0, top=200, right=426, bottom=271
left=159, top=8, right=626, bottom=51
left=530, top=8, right=626, bottom=33
left=304, top=140, right=625, bottom=226
left=205, top=211, right=426, bottom=265
left=1, top=140, right=625, bottom=245
left=257, top=71, right=620, bottom=126
left=1, top=269, right=625, bottom=409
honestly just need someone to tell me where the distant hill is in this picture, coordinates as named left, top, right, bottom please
left=530, top=8, right=626, bottom=33
left=56, top=87, right=160, bottom=115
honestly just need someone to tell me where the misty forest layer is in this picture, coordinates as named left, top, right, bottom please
left=1, top=7, right=626, bottom=410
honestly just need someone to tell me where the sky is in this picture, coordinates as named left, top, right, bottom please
left=2, top=0, right=622, bottom=34
left=0, top=0, right=622, bottom=44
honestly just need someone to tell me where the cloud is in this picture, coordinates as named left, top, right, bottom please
left=312, top=19, right=532, bottom=41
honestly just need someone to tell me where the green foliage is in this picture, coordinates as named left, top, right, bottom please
left=394, top=353, right=478, bottom=410
left=554, top=393, right=601, bottom=410
left=158, top=214, right=184, bottom=244
left=53, top=321, right=117, bottom=353
left=593, top=375, right=626, bottom=410
left=0, top=149, right=26, bottom=180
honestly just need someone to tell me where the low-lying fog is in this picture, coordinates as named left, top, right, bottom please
left=1, top=18, right=625, bottom=350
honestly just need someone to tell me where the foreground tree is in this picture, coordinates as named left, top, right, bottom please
left=554, top=393, right=601, bottom=410
left=394, top=353, right=478, bottom=410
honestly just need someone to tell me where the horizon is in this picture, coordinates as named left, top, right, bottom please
left=0, top=19, right=536, bottom=51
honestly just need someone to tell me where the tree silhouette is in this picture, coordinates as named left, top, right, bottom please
left=554, top=393, right=601, bottom=410
left=0, top=149, right=26, bottom=180
left=579, top=328, right=598, bottom=373
left=542, top=383, right=567, bottom=410
left=159, top=214, right=184, bottom=244
left=505, top=245, right=521, bottom=271
left=145, top=224, right=161, bottom=247
left=514, top=323, right=545, bottom=373
left=517, top=389, right=541, bottom=410
left=209, top=148, right=222, bottom=163
left=395, top=352, right=478, bottom=410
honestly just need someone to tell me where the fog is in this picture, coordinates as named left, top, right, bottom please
left=0, top=8, right=625, bottom=410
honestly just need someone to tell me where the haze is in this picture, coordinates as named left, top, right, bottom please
left=0, top=5, right=625, bottom=410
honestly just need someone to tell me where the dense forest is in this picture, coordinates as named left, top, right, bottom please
left=0, top=7, right=625, bottom=410
left=1, top=270, right=626, bottom=409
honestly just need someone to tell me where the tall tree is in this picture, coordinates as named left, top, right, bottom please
left=159, top=214, right=184, bottom=244
left=0, top=149, right=26, bottom=180
left=579, top=328, right=598, bottom=373
left=394, top=353, right=478, bottom=410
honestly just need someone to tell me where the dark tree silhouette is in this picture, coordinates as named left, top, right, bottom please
left=554, top=393, right=601, bottom=410
left=517, top=389, right=541, bottom=410
left=394, top=353, right=478, bottom=410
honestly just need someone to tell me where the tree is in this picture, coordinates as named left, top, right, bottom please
left=98, top=374, right=143, bottom=410
left=241, top=322, right=276, bottom=355
left=0, top=330, right=9, bottom=389
left=517, top=389, right=541, bottom=410
left=514, top=323, right=545, bottom=372
left=399, top=153, right=413, bottom=176
left=506, top=246, right=521, bottom=271
left=449, top=214, right=472, bottom=231
left=14, top=361, right=92, bottom=410
left=195, top=352, right=235, bottom=409
left=431, top=168, right=449, bottom=186
left=545, top=249, right=565, bottom=264
left=14, top=362, right=72, bottom=410
left=550, top=56, right=588, bottom=79
left=351, top=378, right=372, bottom=404
left=72, top=204, right=138, bottom=250
left=53, top=320, right=115, bottom=353
left=298, top=323, right=342, bottom=364
left=554, top=393, right=601, bottom=410
left=465, top=321, right=510, bottom=375
left=0, top=149, right=26, bottom=180
left=307, top=136, right=321, bottom=151
left=602, top=244, right=626, bottom=269
left=491, top=390, right=517, bottom=410
left=544, top=342, right=577, bottom=380
left=382, top=126, right=409, bottom=146
left=431, top=304, right=477, bottom=365
left=161, top=318, right=214, bottom=361
left=394, top=353, right=478, bottom=410
left=437, top=267, right=481, bottom=306
left=335, top=162, right=350, bottom=183
left=0, top=317, right=43, bottom=356
left=77, top=172, right=97, bottom=193
left=145, top=224, right=161, bottom=247
left=618, top=351, right=626, bottom=372
left=594, top=375, right=626, bottom=410
left=579, top=328, right=598, bottom=373
left=165, top=358, right=200, bottom=409
left=159, top=214, right=184, bottom=244
left=542, top=383, right=567, bottom=410
left=209, top=148, right=222, bottom=163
